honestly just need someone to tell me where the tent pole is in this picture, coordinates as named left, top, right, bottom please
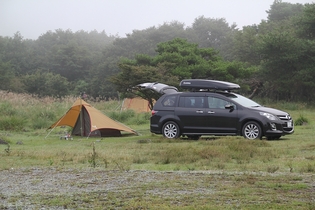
left=80, top=97, right=83, bottom=137
left=45, top=127, right=55, bottom=139
left=45, top=114, right=67, bottom=139
left=86, top=132, right=92, bottom=139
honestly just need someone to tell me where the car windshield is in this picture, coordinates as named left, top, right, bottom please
left=227, top=93, right=261, bottom=107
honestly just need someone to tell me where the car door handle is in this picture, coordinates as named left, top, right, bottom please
left=196, top=110, right=203, bottom=113
left=208, top=111, right=215, bottom=114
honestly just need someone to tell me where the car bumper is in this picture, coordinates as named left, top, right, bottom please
left=264, top=121, right=294, bottom=136
left=150, top=124, right=161, bottom=134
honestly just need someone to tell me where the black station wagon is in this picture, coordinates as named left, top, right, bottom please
left=142, top=79, right=294, bottom=140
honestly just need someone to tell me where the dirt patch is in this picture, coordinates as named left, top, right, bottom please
left=0, top=168, right=314, bottom=209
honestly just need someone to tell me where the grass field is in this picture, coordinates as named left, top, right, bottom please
left=0, top=92, right=315, bottom=209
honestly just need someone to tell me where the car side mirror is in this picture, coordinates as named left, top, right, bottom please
left=225, top=104, right=234, bottom=111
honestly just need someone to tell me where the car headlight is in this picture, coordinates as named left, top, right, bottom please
left=259, top=112, right=278, bottom=121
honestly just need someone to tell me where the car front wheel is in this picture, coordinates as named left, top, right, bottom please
left=162, top=121, right=180, bottom=139
left=242, top=121, right=262, bottom=140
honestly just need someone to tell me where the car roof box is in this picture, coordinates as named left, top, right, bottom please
left=180, top=79, right=240, bottom=91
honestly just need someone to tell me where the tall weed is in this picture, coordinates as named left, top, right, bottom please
left=0, top=116, right=27, bottom=131
left=108, top=110, right=135, bottom=122
left=294, top=113, right=309, bottom=126
left=128, top=112, right=150, bottom=125
left=0, top=102, right=16, bottom=116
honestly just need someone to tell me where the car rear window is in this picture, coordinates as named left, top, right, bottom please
left=162, top=95, right=177, bottom=107
left=178, top=96, right=204, bottom=108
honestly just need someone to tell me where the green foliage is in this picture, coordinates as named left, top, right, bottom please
left=0, top=101, right=28, bottom=130
left=112, top=38, right=256, bottom=102
left=266, top=0, right=304, bottom=22
left=89, top=142, right=97, bottom=168
left=154, top=38, right=220, bottom=80
left=0, top=61, right=14, bottom=90
left=1, top=3, right=315, bottom=103
left=72, top=80, right=89, bottom=95
left=1, top=89, right=315, bottom=209
left=127, top=112, right=151, bottom=125
left=31, top=118, right=48, bottom=130
left=294, top=114, right=309, bottom=126
left=108, top=110, right=135, bottom=123
left=0, top=102, right=17, bottom=116
left=257, top=17, right=315, bottom=101
left=0, top=116, right=27, bottom=131
left=31, top=110, right=56, bottom=129
left=189, top=16, right=237, bottom=59
left=109, top=110, right=150, bottom=125
left=22, top=70, right=70, bottom=97
left=296, top=3, right=315, bottom=39
left=230, top=25, right=261, bottom=65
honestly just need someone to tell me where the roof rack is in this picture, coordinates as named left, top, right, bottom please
left=179, top=79, right=240, bottom=91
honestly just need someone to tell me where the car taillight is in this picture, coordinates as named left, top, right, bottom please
left=151, top=110, right=158, bottom=116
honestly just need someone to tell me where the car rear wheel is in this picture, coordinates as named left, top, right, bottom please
left=162, top=121, right=180, bottom=139
left=242, top=121, right=262, bottom=140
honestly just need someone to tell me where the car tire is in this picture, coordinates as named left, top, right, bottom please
left=242, top=121, right=262, bottom=140
left=162, top=121, right=180, bottom=139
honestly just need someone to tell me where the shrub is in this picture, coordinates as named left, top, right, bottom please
left=31, top=117, right=53, bottom=129
left=267, top=165, right=279, bottom=173
left=295, top=114, right=309, bottom=126
left=30, top=108, right=56, bottom=129
left=108, top=110, right=135, bottom=123
left=0, top=102, right=16, bottom=116
left=0, top=116, right=27, bottom=131
left=128, top=112, right=150, bottom=125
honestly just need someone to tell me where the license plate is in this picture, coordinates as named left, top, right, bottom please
left=287, top=121, right=292, bottom=127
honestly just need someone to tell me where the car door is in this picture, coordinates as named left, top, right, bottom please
left=205, top=95, right=239, bottom=134
left=175, top=96, right=207, bottom=133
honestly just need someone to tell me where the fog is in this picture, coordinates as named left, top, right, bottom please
left=1, top=0, right=314, bottom=39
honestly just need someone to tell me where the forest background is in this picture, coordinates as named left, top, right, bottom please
left=1, top=1, right=315, bottom=103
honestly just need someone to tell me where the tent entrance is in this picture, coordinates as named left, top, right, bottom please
left=72, top=107, right=91, bottom=136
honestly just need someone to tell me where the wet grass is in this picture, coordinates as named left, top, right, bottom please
left=1, top=170, right=314, bottom=209
left=1, top=93, right=315, bottom=208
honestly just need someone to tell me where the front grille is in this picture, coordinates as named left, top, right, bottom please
left=278, top=115, right=292, bottom=121
left=278, top=114, right=294, bottom=132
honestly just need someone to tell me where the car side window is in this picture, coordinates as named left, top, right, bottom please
left=179, top=96, right=204, bottom=108
left=207, top=96, right=235, bottom=109
left=162, top=95, right=176, bottom=107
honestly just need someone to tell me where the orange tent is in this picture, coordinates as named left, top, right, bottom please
left=48, top=99, right=137, bottom=137
left=121, top=97, right=152, bottom=113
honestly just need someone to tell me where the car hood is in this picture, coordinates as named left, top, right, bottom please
left=249, top=106, right=289, bottom=116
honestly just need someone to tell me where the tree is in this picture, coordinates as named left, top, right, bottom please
left=111, top=38, right=256, bottom=104
left=153, top=38, right=220, bottom=80
left=295, top=3, right=315, bottom=39
left=0, top=32, right=34, bottom=75
left=0, top=61, right=14, bottom=90
left=230, top=25, right=261, bottom=65
left=257, top=3, right=315, bottom=101
left=22, top=70, right=70, bottom=97
left=267, top=0, right=304, bottom=22
left=187, top=16, right=237, bottom=59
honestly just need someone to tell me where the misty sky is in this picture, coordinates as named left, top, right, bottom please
left=1, top=0, right=314, bottom=40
